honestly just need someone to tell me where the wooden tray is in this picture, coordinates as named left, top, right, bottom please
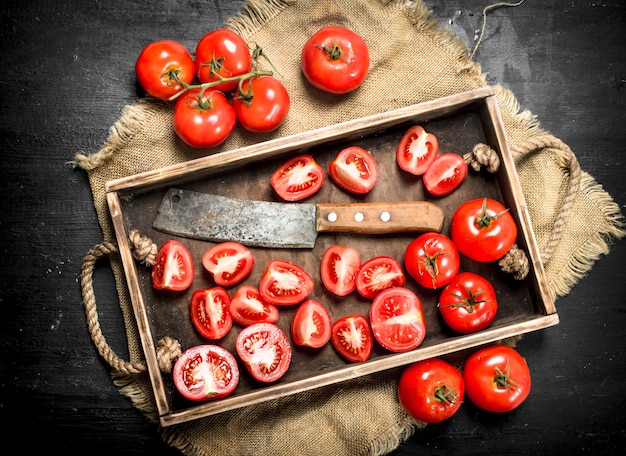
left=106, top=87, right=557, bottom=427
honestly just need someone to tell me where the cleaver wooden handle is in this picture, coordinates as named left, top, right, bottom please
left=315, top=201, right=444, bottom=235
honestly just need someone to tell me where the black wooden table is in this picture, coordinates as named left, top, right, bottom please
left=2, top=1, right=624, bottom=454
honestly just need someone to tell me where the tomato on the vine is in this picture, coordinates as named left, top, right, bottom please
left=355, top=256, right=406, bottom=300
left=331, top=314, right=373, bottom=363
left=236, top=322, right=292, bottom=383
left=259, top=259, right=314, bottom=306
left=230, top=285, right=279, bottom=327
left=301, top=26, right=370, bottom=94
left=328, top=146, right=378, bottom=194
left=270, top=154, right=325, bottom=201
left=135, top=40, right=195, bottom=101
left=202, top=241, right=254, bottom=287
left=463, top=345, right=531, bottom=413
left=398, top=358, right=465, bottom=423
left=190, top=287, right=233, bottom=340
left=423, top=153, right=468, bottom=196
left=173, top=89, right=236, bottom=148
left=370, top=287, right=426, bottom=353
left=232, top=76, right=290, bottom=133
left=290, top=299, right=332, bottom=349
left=396, top=125, right=439, bottom=176
left=172, top=345, right=239, bottom=402
left=195, top=28, right=252, bottom=93
left=438, top=272, right=498, bottom=334
left=450, top=198, right=518, bottom=262
left=152, top=240, right=194, bottom=291
left=404, top=232, right=460, bottom=290
left=320, top=245, right=361, bottom=297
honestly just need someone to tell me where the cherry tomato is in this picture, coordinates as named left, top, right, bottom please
left=450, top=198, right=518, bottom=262
left=396, top=125, right=439, bottom=176
left=320, top=245, right=361, bottom=297
left=370, top=287, right=426, bottom=353
left=135, top=40, right=195, bottom=101
left=404, top=232, right=460, bottom=290
left=230, top=285, right=279, bottom=327
left=331, top=314, right=373, bottom=363
left=195, top=28, right=252, bottom=92
left=190, top=287, right=233, bottom=340
left=398, top=358, right=464, bottom=423
left=270, top=154, right=325, bottom=201
left=235, top=322, right=292, bottom=383
left=438, top=272, right=498, bottom=334
left=172, top=345, right=239, bottom=402
left=423, top=153, right=468, bottom=196
left=173, top=89, right=236, bottom=148
left=463, top=345, right=531, bottom=413
left=151, top=240, right=194, bottom=291
left=259, top=259, right=314, bottom=306
left=232, top=76, right=290, bottom=133
left=202, top=242, right=254, bottom=287
left=355, top=255, right=406, bottom=300
left=301, top=26, right=370, bottom=94
left=328, top=146, right=379, bottom=194
left=290, top=299, right=332, bottom=349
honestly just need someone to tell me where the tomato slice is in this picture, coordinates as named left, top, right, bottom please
left=330, top=314, right=373, bottom=363
left=229, top=285, right=279, bottom=327
left=404, top=232, right=460, bottom=290
left=235, top=322, right=292, bottom=383
left=355, top=255, right=406, bottom=300
left=320, top=245, right=361, bottom=297
left=151, top=239, right=194, bottom=291
left=423, top=153, right=469, bottom=196
left=369, top=287, right=426, bottom=353
left=290, top=299, right=332, bottom=349
left=259, top=259, right=314, bottom=306
left=328, top=146, right=378, bottom=194
left=172, top=344, right=239, bottom=402
left=396, top=125, right=439, bottom=176
left=190, top=287, right=233, bottom=340
left=270, top=154, right=325, bottom=201
left=202, top=241, right=254, bottom=287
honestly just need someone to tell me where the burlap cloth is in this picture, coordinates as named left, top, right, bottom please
left=75, top=1, right=625, bottom=454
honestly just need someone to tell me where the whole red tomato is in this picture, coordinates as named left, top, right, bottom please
left=301, top=26, right=370, bottom=94
left=328, top=146, right=378, bottom=194
left=151, top=239, right=194, bottom=291
left=450, top=198, right=518, bottom=262
left=135, top=40, right=195, bottom=101
left=236, top=322, right=292, bottom=383
left=438, top=272, right=498, bottom=334
left=195, top=28, right=252, bottom=92
left=463, top=345, right=531, bottom=413
left=232, top=76, right=290, bottom=133
left=404, top=232, right=460, bottom=289
left=270, top=154, right=325, bottom=201
left=173, top=89, right=236, bottom=148
left=396, top=125, right=439, bottom=176
left=398, top=358, right=465, bottom=423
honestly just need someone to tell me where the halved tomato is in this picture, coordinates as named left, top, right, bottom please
left=396, top=125, right=439, bottom=176
left=270, top=154, right=325, bottom=201
left=423, top=153, right=468, bottom=196
left=230, top=285, right=279, bottom=327
left=259, top=259, right=314, bottom=306
left=320, top=245, right=361, bottom=297
left=330, top=314, right=373, bottom=363
left=355, top=255, right=406, bottom=300
left=328, top=146, right=378, bottom=194
left=236, top=322, right=292, bottom=383
left=152, top=239, right=194, bottom=291
left=190, top=287, right=233, bottom=340
left=369, top=287, right=426, bottom=353
left=202, top=241, right=254, bottom=287
left=172, top=344, right=239, bottom=402
left=290, top=299, right=332, bottom=349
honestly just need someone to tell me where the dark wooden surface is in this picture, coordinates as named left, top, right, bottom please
left=1, top=1, right=624, bottom=454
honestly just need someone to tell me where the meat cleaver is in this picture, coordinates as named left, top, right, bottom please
left=152, top=188, right=445, bottom=249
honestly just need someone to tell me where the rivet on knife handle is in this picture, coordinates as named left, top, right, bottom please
left=315, top=201, right=444, bottom=234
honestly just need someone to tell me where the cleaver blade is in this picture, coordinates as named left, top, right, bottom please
left=152, top=188, right=445, bottom=249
